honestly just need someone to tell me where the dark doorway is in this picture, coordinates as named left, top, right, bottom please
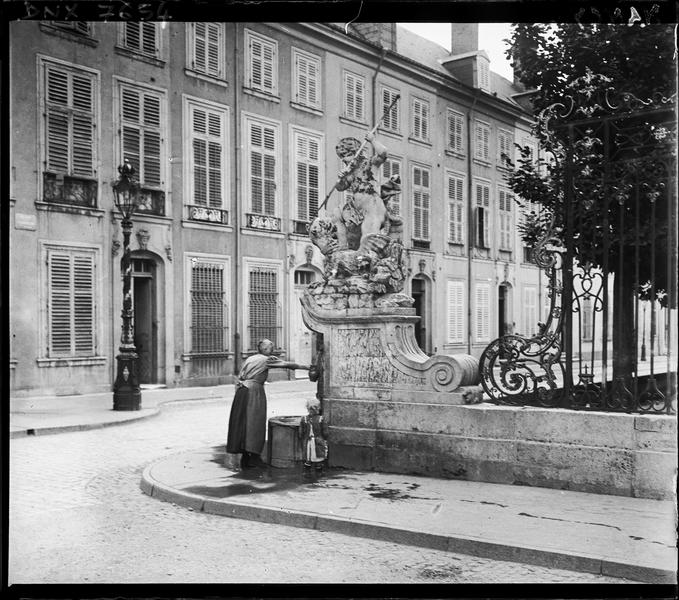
left=498, top=284, right=508, bottom=337
left=132, top=258, right=157, bottom=384
left=411, top=278, right=427, bottom=352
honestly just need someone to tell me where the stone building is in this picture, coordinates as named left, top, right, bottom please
left=8, top=21, right=546, bottom=396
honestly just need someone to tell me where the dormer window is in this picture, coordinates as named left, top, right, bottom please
left=477, top=56, right=490, bottom=92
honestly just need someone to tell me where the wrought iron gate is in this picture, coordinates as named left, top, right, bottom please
left=480, top=70, right=677, bottom=414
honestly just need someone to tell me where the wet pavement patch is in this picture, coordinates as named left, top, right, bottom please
left=363, top=482, right=437, bottom=501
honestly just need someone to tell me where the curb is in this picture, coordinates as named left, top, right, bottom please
left=139, top=463, right=675, bottom=584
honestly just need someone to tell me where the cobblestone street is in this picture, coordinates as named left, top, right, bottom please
left=9, top=397, right=632, bottom=584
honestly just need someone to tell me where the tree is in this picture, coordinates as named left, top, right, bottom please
left=505, top=23, right=676, bottom=392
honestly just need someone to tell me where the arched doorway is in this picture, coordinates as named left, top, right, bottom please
left=291, top=267, right=320, bottom=377
left=411, top=276, right=431, bottom=354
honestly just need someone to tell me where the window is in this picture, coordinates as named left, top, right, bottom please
left=446, top=109, right=464, bottom=153
left=244, top=114, right=280, bottom=217
left=189, top=258, right=229, bottom=353
left=474, top=120, right=490, bottom=162
left=343, top=71, right=365, bottom=122
left=292, top=127, right=322, bottom=223
left=412, top=165, right=430, bottom=241
left=498, top=187, right=513, bottom=251
left=474, top=180, right=491, bottom=248
left=293, top=48, right=321, bottom=109
left=523, top=286, right=538, bottom=337
left=411, top=97, right=430, bottom=142
left=40, top=59, right=98, bottom=206
left=447, top=172, right=465, bottom=244
left=245, top=29, right=277, bottom=95
left=520, top=135, right=537, bottom=162
left=186, top=99, right=228, bottom=220
left=477, top=57, right=490, bottom=92
left=46, top=247, right=96, bottom=357
left=381, top=86, right=400, bottom=132
left=447, top=281, right=465, bottom=344
left=120, top=23, right=159, bottom=58
left=188, top=23, right=224, bottom=79
left=475, top=283, right=491, bottom=342
left=50, top=21, right=92, bottom=36
left=498, top=129, right=513, bottom=168
left=247, top=264, right=280, bottom=350
left=520, top=199, right=538, bottom=262
left=382, top=157, right=401, bottom=216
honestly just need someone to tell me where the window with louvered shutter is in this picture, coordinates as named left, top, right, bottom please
left=294, top=130, right=321, bottom=222
left=523, top=286, right=537, bottom=337
left=248, top=266, right=279, bottom=349
left=247, top=117, right=278, bottom=215
left=191, top=260, right=228, bottom=353
left=477, top=58, right=490, bottom=92
left=498, top=187, right=513, bottom=251
left=447, top=109, right=464, bottom=153
left=474, top=181, right=490, bottom=248
left=123, top=23, right=159, bottom=58
left=48, top=249, right=95, bottom=357
left=474, top=121, right=490, bottom=161
left=381, top=87, right=399, bottom=132
left=293, top=49, right=320, bottom=108
left=344, top=71, right=364, bottom=122
left=190, top=103, right=225, bottom=208
left=382, top=157, right=401, bottom=216
left=447, top=281, right=465, bottom=343
left=191, top=23, right=223, bottom=78
left=247, top=31, right=277, bottom=94
left=475, top=283, right=490, bottom=342
left=498, top=129, right=513, bottom=167
left=412, top=165, right=430, bottom=241
left=412, top=98, right=429, bottom=141
left=447, top=173, right=465, bottom=244
left=120, top=84, right=164, bottom=188
left=44, top=64, right=96, bottom=178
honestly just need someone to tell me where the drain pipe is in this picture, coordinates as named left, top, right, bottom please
left=372, top=46, right=387, bottom=126
left=467, top=90, right=481, bottom=355
left=233, top=23, right=242, bottom=376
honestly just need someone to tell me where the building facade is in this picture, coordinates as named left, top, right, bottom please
left=9, top=21, right=547, bottom=396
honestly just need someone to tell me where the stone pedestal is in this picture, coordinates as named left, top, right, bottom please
left=301, top=294, right=479, bottom=476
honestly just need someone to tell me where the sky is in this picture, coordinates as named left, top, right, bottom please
left=398, top=23, right=514, bottom=80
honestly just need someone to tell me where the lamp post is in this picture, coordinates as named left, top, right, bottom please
left=112, top=160, right=142, bottom=410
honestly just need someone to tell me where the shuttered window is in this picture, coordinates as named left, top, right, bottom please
left=498, top=187, right=513, bottom=251
left=248, top=266, right=279, bottom=350
left=119, top=83, right=164, bottom=188
left=477, top=58, right=490, bottom=92
left=523, top=286, right=538, bottom=337
left=447, top=281, right=465, bottom=344
left=521, top=136, right=537, bottom=162
left=382, top=157, right=401, bottom=216
left=293, top=49, right=320, bottom=108
left=412, top=97, right=429, bottom=141
left=122, top=23, right=159, bottom=58
left=189, top=102, right=225, bottom=208
left=498, top=129, right=513, bottom=167
left=474, top=120, right=490, bottom=161
left=246, top=116, right=278, bottom=216
left=246, top=30, right=277, bottom=94
left=51, top=21, right=92, bottom=36
left=475, top=283, right=490, bottom=342
left=293, top=130, right=321, bottom=222
left=474, top=181, right=491, bottom=248
left=381, top=87, right=400, bottom=132
left=190, top=23, right=223, bottom=79
left=447, top=173, right=465, bottom=244
left=343, top=71, right=364, bottom=122
left=447, top=109, right=464, bottom=153
left=190, top=260, right=228, bottom=353
left=412, top=165, right=430, bottom=241
left=47, top=249, right=96, bottom=357
left=43, top=63, right=96, bottom=178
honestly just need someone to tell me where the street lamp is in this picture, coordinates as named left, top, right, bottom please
left=112, top=160, right=142, bottom=410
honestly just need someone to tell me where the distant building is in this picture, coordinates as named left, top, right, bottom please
left=8, top=21, right=547, bottom=396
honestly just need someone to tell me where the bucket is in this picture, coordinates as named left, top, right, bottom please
left=267, top=415, right=304, bottom=468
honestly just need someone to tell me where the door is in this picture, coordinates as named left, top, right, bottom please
left=132, top=258, right=157, bottom=384
left=292, top=269, right=316, bottom=378
left=411, top=277, right=427, bottom=352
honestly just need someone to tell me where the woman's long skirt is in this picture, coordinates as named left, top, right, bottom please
left=226, top=383, right=267, bottom=455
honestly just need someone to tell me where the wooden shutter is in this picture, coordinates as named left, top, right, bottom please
left=206, top=24, right=221, bottom=76
left=295, top=132, right=320, bottom=221
left=382, top=158, right=401, bottom=216
left=121, top=86, right=163, bottom=187
left=295, top=52, right=318, bottom=107
left=448, top=174, right=464, bottom=243
left=475, top=182, right=490, bottom=247
left=382, top=88, right=398, bottom=131
left=448, top=110, right=463, bottom=152
left=249, top=34, right=275, bottom=93
left=523, top=287, right=537, bottom=337
left=345, top=72, right=363, bottom=121
left=249, top=266, right=278, bottom=349
left=192, top=106, right=223, bottom=208
left=191, top=260, right=226, bottom=352
left=413, top=166, right=430, bottom=240
left=249, top=120, right=277, bottom=215
left=498, top=188, right=513, bottom=250
left=447, top=281, right=464, bottom=343
left=475, top=283, right=490, bottom=342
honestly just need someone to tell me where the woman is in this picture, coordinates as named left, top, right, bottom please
left=226, top=339, right=310, bottom=469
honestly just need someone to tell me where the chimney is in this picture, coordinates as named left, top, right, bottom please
left=450, top=23, right=478, bottom=56
left=352, top=23, right=396, bottom=51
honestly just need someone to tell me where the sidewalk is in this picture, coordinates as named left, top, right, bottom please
left=10, top=381, right=677, bottom=583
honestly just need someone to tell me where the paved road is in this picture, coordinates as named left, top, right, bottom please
left=9, top=396, right=632, bottom=584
